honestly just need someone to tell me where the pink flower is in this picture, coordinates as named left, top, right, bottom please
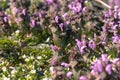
left=50, top=45, right=57, bottom=51
left=62, top=13, right=68, bottom=19
left=22, top=9, right=26, bottom=15
left=30, top=20, right=35, bottom=27
left=13, top=7, right=18, bottom=13
left=46, top=0, right=54, bottom=4
left=59, top=23, right=64, bottom=31
left=105, top=64, right=112, bottom=75
left=3, top=16, right=8, bottom=22
left=112, top=35, right=120, bottom=44
left=101, top=54, right=108, bottom=64
left=61, top=62, right=69, bottom=68
left=66, top=71, right=72, bottom=78
left=88, top=39, right=96, bottom=49
left=79, top=75, right=88, bottom=80
left=113, top=58, right=120, bottom=64
left=75, top=39, right=86, bottom=54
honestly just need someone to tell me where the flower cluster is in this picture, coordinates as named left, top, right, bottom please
left=0, top=0, right=120, bottom=80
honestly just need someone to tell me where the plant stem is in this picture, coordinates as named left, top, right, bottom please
left=95, top=0, right=111, bottom=9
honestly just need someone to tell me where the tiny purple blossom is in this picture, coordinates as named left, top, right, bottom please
left=112, top=35, right=120, bottom=43
left=105, top=64, right=112, bottom=75
left=82, top=7, right=87, bottom=14
left=22, top=9, right=26, bottom=15
left=50, top=44, right=57, bottom=51
left=55, top=16, right=59, bottom=23
left=62, top=13, right=68, bottom=19
left=66, top=71, right=72, bottom=78
left=65, top=21, right=70, bottom=26
left=13, top=7, right=18, bottom=13
left=91, top=70, right=98, bottom=75
left=59, top=23, right=64, bottom=31
left=15, top=18, right=22, bottom=23
left=68, top=1, right=82, bottom=14
left=46, top=0, right=54, bottom=4
left=97, top=60, right=103, bottom=72
left=79, top=75, right=88, bottom=80
left=39, top=12, right=42, bottom=18
left=102, top=26, right=106, bottom=32
left=88, top=39, right=96, bottom=49
left=30, top=20, right=35, bottom=27
left=75, top=39, right=86, bottom=54
left=113, top=58, right=120, bottom=64
left=3, top=16, right=8, bottom=22
left=102, top=54, right=108, bottom=64
left=61, top=62, right=69, bottom=68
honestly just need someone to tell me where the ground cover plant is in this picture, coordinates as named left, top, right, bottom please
left=0, top=0, right=120, bottom=80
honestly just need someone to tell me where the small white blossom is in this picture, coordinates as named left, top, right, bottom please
left=2, top=67, right=7, bottom=72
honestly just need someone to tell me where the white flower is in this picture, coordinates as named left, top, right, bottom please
left=22, top=54, right=26, bottom=58
left=25, top=58, right=30, bottom=62
left=30, top=70, right=36, bottom=74
left=11, top=69, right=17, bottom=75
left=42, top=78, right=52, bottom=80
left=15, top=30, right=20, bottom=34
left=2, top=67, right=6, bottom=72
left=37, top=56, right=42, bottom=59
left=3, top=77, right=10, bottom=80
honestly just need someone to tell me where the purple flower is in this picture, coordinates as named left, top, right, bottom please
left=114, top=12, right=118, bottom=19
left=62, top=13, right=68, bottom=19
left=30, top=20, right=35, bottom=27
left=50, top=44, right=57, bottom=51
left=113, top=58, right=120, bottom=64
left=79, top=75, right=88, bottom=80
left=102, top=26, right=106, bottom=32
left=82, top=7, right=87, bottom=14
left=13, top=7, right=18, bottom=14
left=75, top=39, right=86, bottom=54
left=22, top=9, right=26, bottom=15
left=88, top=39, right=96, bottom=49
left=66, top=71, right=72, bottom=78
left=68, top=1, right=82, bottom=14
left=65, top=21, right=70, bottom=26
left=15, top=18, right=22, bottom=23
left=59, top=23, right=64, bottom=31
left=105, top=64, right=112, bottom=75
left=109, top=0, right=120, bottom=7
left=39, top=12, right=42, bottom=18
left=61, top=62, right=69, bottom=68
left=3, top=16, right=8, bottom=22
left=55, top=16, right=59, bottom=23
left=91, top=70, right=98, bottom=75
left=91, top=59, right=103, bottom=73
left=97, top=60, right=103, bottom=72
left=112, top=35, right=120, bottom=43
left=102, top=54, right=108, bottom=64
left=46, top=0, right=54, bottom=4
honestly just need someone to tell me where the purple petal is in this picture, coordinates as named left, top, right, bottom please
left=61, top=62, right=69, bottom=68
left=102, top=54, right=108, bottom=64
left=50, top=44, right=57, bottom=51
left=66, top=71, right=72, bottom=78
left=3, top=16, right=8, bottom=22
left=22, top=9, right=26, bottom=15
left=79, top=75, right=88, bottom=80
left=105, top=64, right=112, bottom=75
left=30, top=20, right=35, bottom=27
left=88, top=39, right=96, bottom=49
left=97, top=60, right=103, bottom=72
left=55, top=16, right=59, bottom=23
left=62, top=13, right=68, bottom=19
left=113, top=58, right=120, bottom=64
